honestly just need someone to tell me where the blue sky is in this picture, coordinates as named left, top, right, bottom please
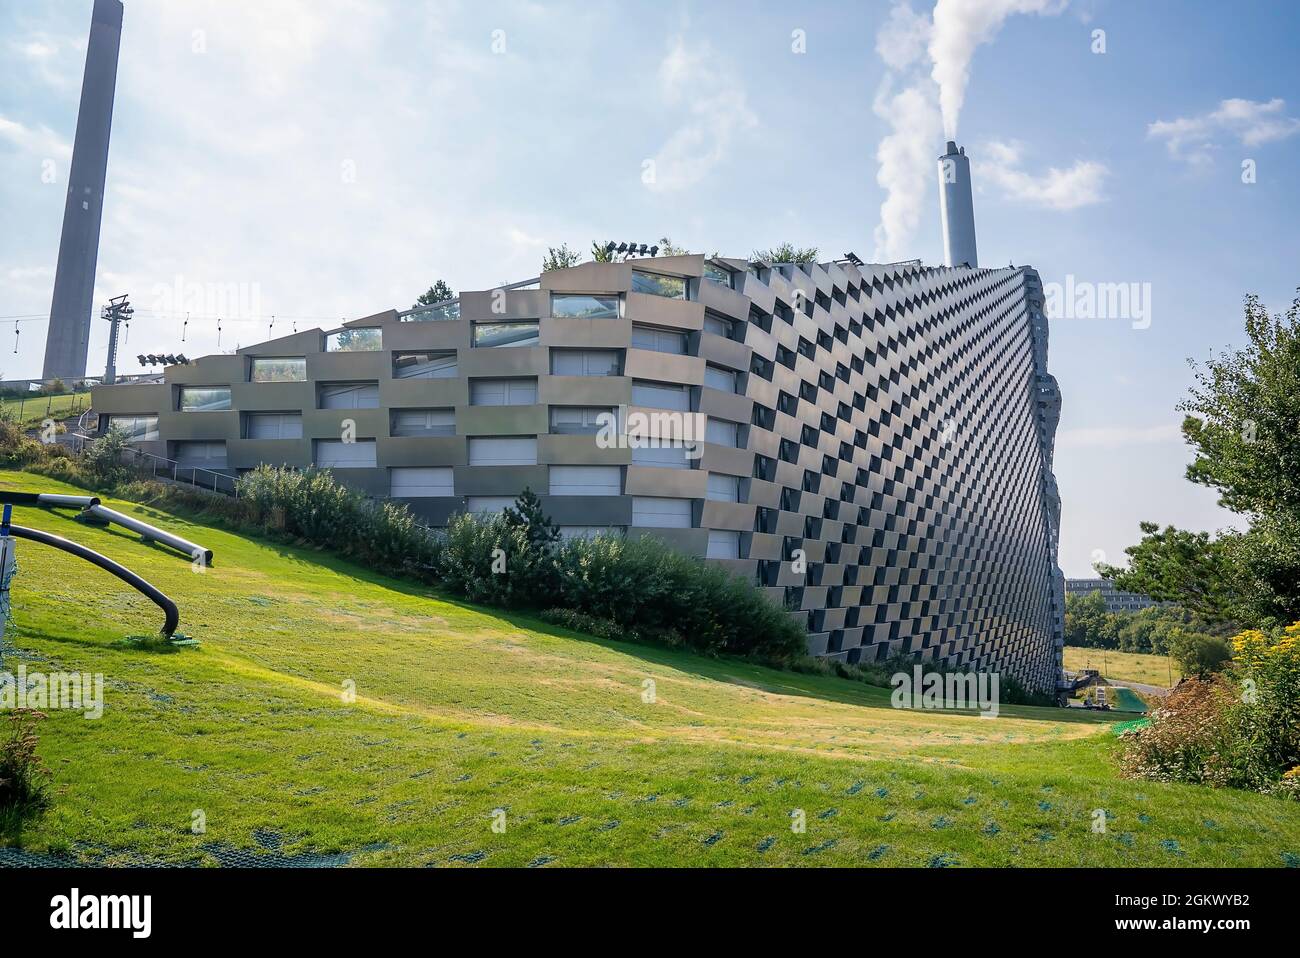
left=2, top=0, right=1298, bottom=576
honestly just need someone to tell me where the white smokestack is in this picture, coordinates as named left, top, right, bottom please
left=938, top=139, right=978, bottom=268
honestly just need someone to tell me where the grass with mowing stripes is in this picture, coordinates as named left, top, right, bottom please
left=1064, top=646, right=1180, bottom=688
left=0, top=470, right=1295, bottom=867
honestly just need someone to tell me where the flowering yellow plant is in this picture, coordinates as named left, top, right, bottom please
left=1231, top=621, right=1300, bottom=670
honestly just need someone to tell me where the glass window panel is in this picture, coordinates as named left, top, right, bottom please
left=549, top=406, right=614, bottom=434
left=551, top=294, right=620, bottom=319
left=549, top=465, right=621, bottom=496
left=315, top=439, right=377, bottom=467
left=632, top=443, right=691, bottom=469
left=174, top=440, right=227, bottom=468
left=551, top=350, right=620, bottom=375
left=250, top=357, right=307, bottom=382
left=324, top=328, right=381, bottom=351
left=705, top=418, right=739, bottom=447
left=393, top=350, right=457, bottom=379
left=473, top=322, right=539, bottom=348
left=319, top=382, right=379, bottom=409
left=246, top=412, right=303, bottom=439
left=631, top=381, right=689, bottom=411
left=706, top=473, right=740, bottom=502
left=178, top=386, right=231, bottom=412
left=706, top=529, right=741, bottom=559
left=632, top=496, right=692, bottom=528
left=467, top=437, right=537, bottom=465
left=470, top=379, right=538, bottom=405
left=703, top=365, right=738, bottom=393
left=703, top=263, right=733, bottom=287
left=106, top=415, right=159, bottom=441
left=391, top=408, right=455, bottom=436
left=631, top=326, right=686, bottom=354
left=390, top=467, right=454, bottom=496
left=631, top=271, right=687, bottom=299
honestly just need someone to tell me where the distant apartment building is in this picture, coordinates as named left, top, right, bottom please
left=93, top=254, right=1064, bottom=692
left=1064, top=577, right=1160, bottom=612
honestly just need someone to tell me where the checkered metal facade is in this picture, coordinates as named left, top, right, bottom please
left=93, top=254, right=1064, bottom=693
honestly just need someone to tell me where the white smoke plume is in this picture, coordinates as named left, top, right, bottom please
left=930, top=0, right=1066, bottom=140
left=871, top=0, right=1068, bottom=261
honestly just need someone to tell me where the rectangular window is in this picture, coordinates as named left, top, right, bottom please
left=319, top=381, right=380, bottom=409
left=469, top=378, right=538, bottom=406
left=390, top=466, right=454, bottom=497
left=178, top=386, right=231, bottom=412
left=550, top=406, right=615, bottom=434
left=549, top=465, right=621, bottom=496
left=705, top=418, right=740, bottom=447
left=706, top=529, right=741, bottom=559
left=315, top=439, right=377, bottom=467
left=631, top=325, right=687, bottom=354
left=245, top=412, right=303, bottom=439
left=403, top=302, right=460, bottom=322
left=703, top=263, right=733, bottom=288
left=391, top=408, right=455, bottom=436
left=631, top=271, right=687, bottom=300
left=472, top=321, right=539, bottom=348
left=173, top=440, right=227, bottom=469
left=703, top=313, right=734, bottom=338
left=467, top=437, right=537, bottom=466
left=631, top=381, right=689, bottom=411
left=106, top=415, right=159, bottom=441
left=703, top=365, right=739, bottom=393
left=551, top=294, right=620, bottom=319
left=393, top=350, right=457, bottom=379
left=250, top=357, right=307, bottom=382
left=465, top=496, right=517, bottom=514
left=706, top=473, right=740, bottom=502
left=551, top=349, right=620, bottom=376
left=632, top=443, right=692, bottom=469
left=632, top=496, right=692, bottom=528
left=324, top=328, right=381, bottom=351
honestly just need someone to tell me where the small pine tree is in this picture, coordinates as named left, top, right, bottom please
left=503, top=487, right=560, bottom=551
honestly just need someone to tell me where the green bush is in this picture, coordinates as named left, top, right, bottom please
left=553, top=533, right=806, bottom=662
left=82, top=426, right=133, bottom=488
left=0, top=710, right=52, bottom=837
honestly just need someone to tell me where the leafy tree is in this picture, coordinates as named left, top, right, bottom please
left=1104, top=292, right=1300, bottom=627
left=541, top=244, right=582, bottom=272
left=1168, top=630, right=1233, bottom=678
left=751, top=243, right=819, bottom=264
left=413, top=279, right=455, bottom=309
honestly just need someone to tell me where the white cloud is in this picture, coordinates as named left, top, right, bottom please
left=975, top=139, right=1107, bottom=210
left=1148, top=97, right=1300, bottom=165
left=0, top=114, right=72, bottom=161
left=1055, top=423, right=1182, bottom=448
left=876, top=2, right=932, bottom=71
left=644, top=36, right=756, bottom=193
left=872, top=77, right=942, bottom=261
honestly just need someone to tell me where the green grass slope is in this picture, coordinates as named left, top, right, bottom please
left=0, top=470, right=1295, bottom=867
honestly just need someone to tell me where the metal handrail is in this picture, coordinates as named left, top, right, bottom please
left=123, top=446, right=239, bottom=498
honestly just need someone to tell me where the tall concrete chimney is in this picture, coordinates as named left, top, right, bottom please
left=938, top=140, right=978, bottom=269
left=43, top=0, right=124, bottom=382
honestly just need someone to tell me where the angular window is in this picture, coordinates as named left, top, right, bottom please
left=403, top=302, right=460, bottom=322
left=632, top=496, right=692, bottom=528
left=705, top=417, right=740, bottom=447
left=250, top=357, right=306, bottom=382
left=106, top=414, right=159, bottom=441
left=703, top=313, right=734, bottom=338
left=631, top=271, right=687, bottom=300
left=473, top=321, right=539, bottom=348
left=174, top=440, right=228, bottom=469
left=469, top=378, right=538, bottom=406
left=632, top=443, right=692, bottom=470
left=390, top=466, right=454, bottom=497
left=393, top=350, right=457, bottom=379
left=245, top=412, right=303, bottom=439
left=465, top=496, right=517, bottom=514
left=178, top=386, right=231, bottom=412
left=703, top=263, right=733, bottom=288
left=324, top=328, right=381, bottom=351
left=391, top=408, right=455, bottom=436
left=549, top=465, right=621, bottom=496
left=467, top=437, right=537, bottom=466
left=631, top=325, right=686, bottom=354
left=706, top=529, right=741, bottom=559
left=550, top=406, right=616, bottom=435
left=315, top=439, right=377, bottom=467
left=706, top=473, right=740, bottom=502
left=703, top=365, right=739, bottom=393
left=551, top=349, right=620, bottom=376
left=631, top=381, right=689, bottom=411
left=319, top=382, right=379, bottom=409
left=551, top=294, right=620, bottom=319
